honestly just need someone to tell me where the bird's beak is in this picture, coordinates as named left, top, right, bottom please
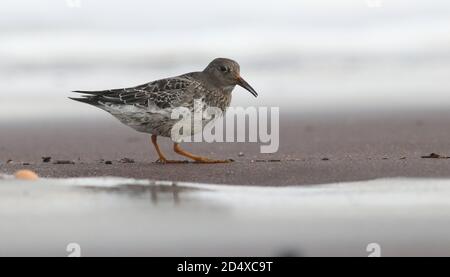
left=236, top=76, right=258, bottom=97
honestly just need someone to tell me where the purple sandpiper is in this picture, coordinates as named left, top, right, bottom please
left=70, top=58, right=258, bottom=163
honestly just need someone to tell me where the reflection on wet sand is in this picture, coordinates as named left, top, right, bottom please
left=82, top=182, right=187, bottom=206
left=2, top=177, right=450, bottom=256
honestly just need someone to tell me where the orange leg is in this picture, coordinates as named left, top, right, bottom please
left=173, top=143, right=232, bottom=163
left=151, top=135, right=186, bottom=164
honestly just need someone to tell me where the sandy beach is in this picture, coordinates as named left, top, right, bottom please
left=3, top=0, right=450, bottom=258
left=2, top=110, right=450, bottom=186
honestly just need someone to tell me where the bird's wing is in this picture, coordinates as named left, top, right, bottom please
left=71, top=74, right=201, bottom=109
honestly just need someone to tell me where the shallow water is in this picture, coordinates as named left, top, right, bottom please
left=1, top=176, right=450, bottom=256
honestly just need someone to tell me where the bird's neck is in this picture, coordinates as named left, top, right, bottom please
left=204, top=88, right=233, bottom=112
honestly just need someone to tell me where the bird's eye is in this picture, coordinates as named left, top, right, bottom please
left=219, top=66, right=228, bottom=72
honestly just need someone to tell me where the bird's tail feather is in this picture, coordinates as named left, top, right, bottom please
left=70, top=89, right=108, bottom=105
left=69, top=94, right=101, bottom=106
left=72, top=90, right=108, bottom=95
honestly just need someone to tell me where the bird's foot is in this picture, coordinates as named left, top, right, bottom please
left=155, top=158, right=188, bottom=164
left=193, top=158, right=234, bottom=164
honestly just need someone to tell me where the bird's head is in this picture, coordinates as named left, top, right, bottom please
left=203, top=58, right=258, bottom=97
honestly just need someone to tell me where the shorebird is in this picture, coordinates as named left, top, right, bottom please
left=70, top=58, right=258, bottom=163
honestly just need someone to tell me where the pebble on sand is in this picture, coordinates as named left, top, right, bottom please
left=14, top=170, right=39, bottom=181
left=42, top=156, right=52, bottom=163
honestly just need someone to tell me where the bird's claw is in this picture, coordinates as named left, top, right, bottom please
left=155, top=158, right=166, bottom=164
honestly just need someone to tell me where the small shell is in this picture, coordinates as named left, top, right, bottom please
left=14, top=170, right=39, bottom=181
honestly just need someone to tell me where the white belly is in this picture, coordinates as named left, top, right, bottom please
left=99, top=102, right=221, bottom=137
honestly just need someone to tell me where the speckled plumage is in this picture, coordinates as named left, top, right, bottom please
left=70, top=58, right=257, bottom=139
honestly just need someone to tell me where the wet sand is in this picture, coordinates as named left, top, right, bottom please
left=2, top=177, right=450, bottom=256
left=3, top=111, right=450, bottom=256
left=2, top=110, right=450, bottom=186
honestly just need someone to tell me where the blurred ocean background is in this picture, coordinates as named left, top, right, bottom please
left=1, top=0, right=450, bottom=121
